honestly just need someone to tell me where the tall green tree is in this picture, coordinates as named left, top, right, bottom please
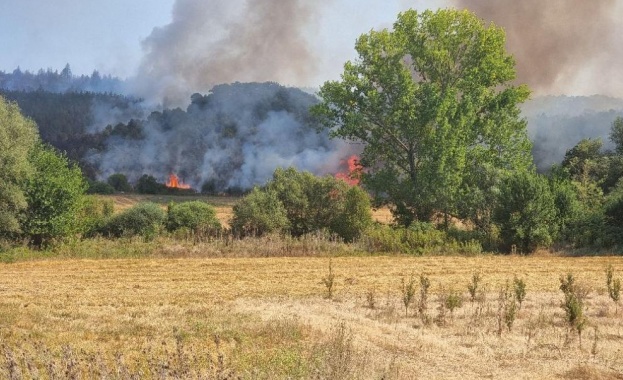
left=611, top=116, right=623, bottom=155
left=20, top=143, right=87, bottom=246
left=0, top=96, right=38, bottom=237
left=313, top=9, right=533, bottom=225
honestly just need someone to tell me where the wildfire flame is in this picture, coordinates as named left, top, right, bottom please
left=166, top=173, right=191, bottom=189
left=335, top=155, right=362, bottom=186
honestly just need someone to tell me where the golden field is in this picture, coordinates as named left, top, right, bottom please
left=1, top=254, right=623, bottom=379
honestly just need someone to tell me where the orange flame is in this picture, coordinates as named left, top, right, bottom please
left=335, top=155, right=362, bottom=186
left=166, top=173, right=191, bottom=189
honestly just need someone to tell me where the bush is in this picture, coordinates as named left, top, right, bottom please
left=494, top=171, right=558, bottom=253
left=20, top=143, right=87, bottom=247
left=231, top=188, right=289, bottom=237
left=77, top=196, right=114, bottom=237
left=100, top=202, right=165, bottom=239
left=166, top=201, right=221, bottom=235
left=107, top=173, right=132, bottom=192
left=86, top=180, right=115, bottom=195
left=330, top=186, right=373, bottom=242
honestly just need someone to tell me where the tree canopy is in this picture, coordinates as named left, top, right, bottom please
left=0, top=96, right=38, bottom=236
left=313, top=9, right=533, bottom=226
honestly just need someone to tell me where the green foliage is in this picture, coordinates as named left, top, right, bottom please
left=107, top=173, right=132, bottom=192
left=444, top=289, right=464, bottom=318
left=362, top=223, right=482, bottom=255
left=401, top=274, right=417, bottom=316
left=135, top=174, right=166, bottom=194
left=418, top=274, right=431, bottom=323
left=266, top=167, right=373, bottom=241
left=494, top=171, right=557, bottom=253
left=231, top=188, right=289, bottom=237
left=604, top=181, right=623, bottom=230
left=559, top=273, right=588, bottom=345
left=313, top=8, right=532, bottom=226
left=20, top=143, right=87, bottom=247
left=77, top=196, right=114, bottom=237
left=0, top=96, right=38, bottom=236
left=86, top=179, right=115, bottom=195
left=497, top=282, right=517, bottom=335
left=548, top=170, right=582, bottom=240
left=606, top=265, right=621, bottom=313
left=99, top=202, right=165, bottom=240
left=610, top=116, right=623, bottom=155
left=513, top=276, right=527, bottom=310
left=467, top=271, right=482, bottom=303
left=330, top=186, right=373, bottom=242
left=166, top=201, right=221, bottom=235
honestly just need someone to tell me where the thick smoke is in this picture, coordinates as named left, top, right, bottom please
left=133, top=0, right=324, bottom=106
left=89, top=83, right=357, bottom=191
left=452, top=0, right=623, bottom=97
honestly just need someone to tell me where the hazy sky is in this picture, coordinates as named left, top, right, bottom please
left=0, top=0, right=448, bottom=83
left=1, top=0, right=621, bottom=97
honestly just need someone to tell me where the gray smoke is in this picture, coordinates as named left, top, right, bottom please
left=89, top=83, right=358, bottom=191
left=452, top=0, right=623, bottom=97
left=133, top=0, right=324, bottom=106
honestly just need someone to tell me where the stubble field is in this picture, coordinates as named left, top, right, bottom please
left=1, top=255, right=622, bottom=379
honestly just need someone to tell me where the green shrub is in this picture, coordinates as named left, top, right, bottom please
left=231, top=188, right=289, bottom=237
left=330, top=186, right=373, bottom=242
left=166, top=201, right=221, bottom=235
left=86, top=180, right=115, bottom=195
left=100, top=202, right=165, bottom=240
left=107, top=173, right=132, bottom=192
left=77, top=196, right=114, bottom=237
left=20, top=143, right=87, bottom=247
left=494, top=171, right=558, bottom=253
left=267, top=167, right=373, bottom=241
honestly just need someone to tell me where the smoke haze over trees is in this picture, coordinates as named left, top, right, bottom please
left=88, top=82, right=356, bottom=192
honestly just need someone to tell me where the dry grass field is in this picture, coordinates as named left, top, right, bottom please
left=1, top=255, right=623, bottom=378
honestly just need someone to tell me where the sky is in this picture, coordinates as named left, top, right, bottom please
left=0, top=0, right=448, bottom=83
left=1, top=0, right=621, bottom=98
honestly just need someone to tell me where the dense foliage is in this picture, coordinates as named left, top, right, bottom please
left=0, top=96, right=38, bottom=237
left=313, top=9, right=533, bottom=227
left=166, top=201, right=221, bottom=234
left=232, top=168, right=373, bottom=242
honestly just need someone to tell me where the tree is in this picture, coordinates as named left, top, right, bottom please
left=20, top=143, right=87, bottom=246
left=107, top=173, right=132, bottom=192
left=135, top=174, right=165, bottom=194
left=0, top=96, right=38, bottom=237
left=231, top=187, right=289, bottom=237
left=313, top=9, right=532, bottom=226
left=611, top=116, right=623, bottom=155
left=494, top=171, right=557, bottom=253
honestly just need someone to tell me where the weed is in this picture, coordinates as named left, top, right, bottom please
left=497, top=281, right=517, bottom=336
left=513, top=276, right=527, bottom=310
left=418, top=274, right=431, bottom=324
left=366, top=288, right=377, bottom=309
left=559, top=273, right=588, bottom=347
left=317, top=322, right=355, bottom=380
left=605, top=265, right=621, bottom=314
left=467, top=271, right=482, bottom=303
left=444, top=289, right=464, bottom=320
left=322, top=259, right=336, bottom=299
left=401, top=274, right=417, bottom=317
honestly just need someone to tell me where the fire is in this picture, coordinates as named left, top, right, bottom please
left=335, top=155, right=362, bottom=186
left=166, top=173, right=191, bottom=189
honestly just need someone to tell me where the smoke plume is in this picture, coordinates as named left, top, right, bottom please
left=89, top=82, right=358, bottom=191
left=133, top=0, right=324, bottom=106
left=452, top=0, right=623, bottom=97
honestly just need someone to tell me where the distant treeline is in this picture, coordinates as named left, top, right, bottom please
left=0, top=64, right=126, bottom=94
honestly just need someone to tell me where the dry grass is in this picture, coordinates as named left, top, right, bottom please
left=1, top=255, right=623, bottom=378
